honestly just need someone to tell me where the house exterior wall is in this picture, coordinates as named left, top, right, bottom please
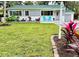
left=7, top=9, right=61, bottom=23
left=54, top=10, right=60, bottom=21
left=64, top=12, right=74, bottom=22
left=64, top=14, right=71, bottom=22
left=7, top=9, right=74, bottom=23
left=28, top=10, right=41, bottom=21
left=29, top=10, right=41, bottom=16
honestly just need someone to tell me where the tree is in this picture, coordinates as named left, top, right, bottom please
left=63, top=1, right=79, bottom=13
left=23, top=1, right=33, bottom=5
left=0, top=1, right=4, bottom=17
left=6, top=1, right=22, bottom=7
left=36, top=1, right=49, bottom=5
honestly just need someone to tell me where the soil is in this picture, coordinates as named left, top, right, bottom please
left=53, top=36, right=79, bottom=57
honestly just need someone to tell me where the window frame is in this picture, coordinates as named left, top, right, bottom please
left=25, top=11, right=29, bottom=16
left=41, top=11, right=53, bottom=16
left=10, top=10, right=22, bottom=16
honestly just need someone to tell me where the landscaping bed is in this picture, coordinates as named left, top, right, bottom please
left=52, top=35, right=78, bottom=57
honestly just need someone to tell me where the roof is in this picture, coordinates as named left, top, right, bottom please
left=7, top=5, right=74, bottom=13
left=7, top=5, right=65, bottom=10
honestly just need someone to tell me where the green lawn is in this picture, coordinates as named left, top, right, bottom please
left=0, top=22, right=58, bottom=57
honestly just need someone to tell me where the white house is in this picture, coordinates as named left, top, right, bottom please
left=6, top=2, right=74, bottom=23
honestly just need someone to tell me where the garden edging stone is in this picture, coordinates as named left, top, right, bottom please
left=51, top=35, right=59, bottom=57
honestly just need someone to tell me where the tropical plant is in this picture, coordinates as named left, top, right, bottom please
left=61, top=20, right=79, bottom=56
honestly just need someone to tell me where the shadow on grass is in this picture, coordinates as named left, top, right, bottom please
left=0, top=23, right=11, bottom=26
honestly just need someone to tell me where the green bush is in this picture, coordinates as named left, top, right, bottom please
left=0, top=9, right=3, bottom=12
left=6, top=16, right=18, bottom=21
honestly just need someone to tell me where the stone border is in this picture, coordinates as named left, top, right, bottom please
left=51, top=35, right=59, bottom=57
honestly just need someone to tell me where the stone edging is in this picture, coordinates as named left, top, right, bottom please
left=51, top=35, right=59, bottom=57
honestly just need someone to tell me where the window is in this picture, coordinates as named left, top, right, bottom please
left=10, top=11, right=22, bottom=16
left=56, top=11, right=59, bottom=16
left=41, top=11, right=53, bottom=16
left=10, top=11, right=12, bottom=16
left=25, top=11, right=29, bottom=16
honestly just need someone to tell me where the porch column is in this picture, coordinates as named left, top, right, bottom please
left=59, top=10, right=65, bottom=23
left=71, top=14, right=74, bottom=21
left=58, top=1, right=64, bottom=39
left=23, top=10, right=25, bottom=16
left=53, top=10, right=56, bottom=21
left=22, top=10, right=25, bottom=16
left=8, top=10, right=10, bottom=17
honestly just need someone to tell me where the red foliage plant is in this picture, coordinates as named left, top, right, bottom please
left=61, top=20, right=79, bottom=56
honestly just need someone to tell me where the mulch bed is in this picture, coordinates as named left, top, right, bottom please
left=53, top=35, right=78, bottom=57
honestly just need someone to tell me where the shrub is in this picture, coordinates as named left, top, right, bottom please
left=6, top=16, right=18, bottom=21
left=0, top=9, right=3, bottom=12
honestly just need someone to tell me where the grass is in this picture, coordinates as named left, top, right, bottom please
left=0, top=22, right=58, bottom=57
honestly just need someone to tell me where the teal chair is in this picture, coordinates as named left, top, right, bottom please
left=42, top=16, right=46, bottom=22
left=48, top=16, right=52, bottom=22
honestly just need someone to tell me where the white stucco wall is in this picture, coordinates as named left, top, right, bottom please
left=65, top=12, right=74, bottom=22
left=29, top=10, right=41, bottom=16
left=7, top=9, right=74, bottom=23
left=64, top=14, right=71, bottom=22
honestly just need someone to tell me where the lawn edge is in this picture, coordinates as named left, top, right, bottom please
left=51, top=35, right=59, bottom=57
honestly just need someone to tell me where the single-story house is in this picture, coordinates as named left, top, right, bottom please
left=6, top=2, right=74, bottom=23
